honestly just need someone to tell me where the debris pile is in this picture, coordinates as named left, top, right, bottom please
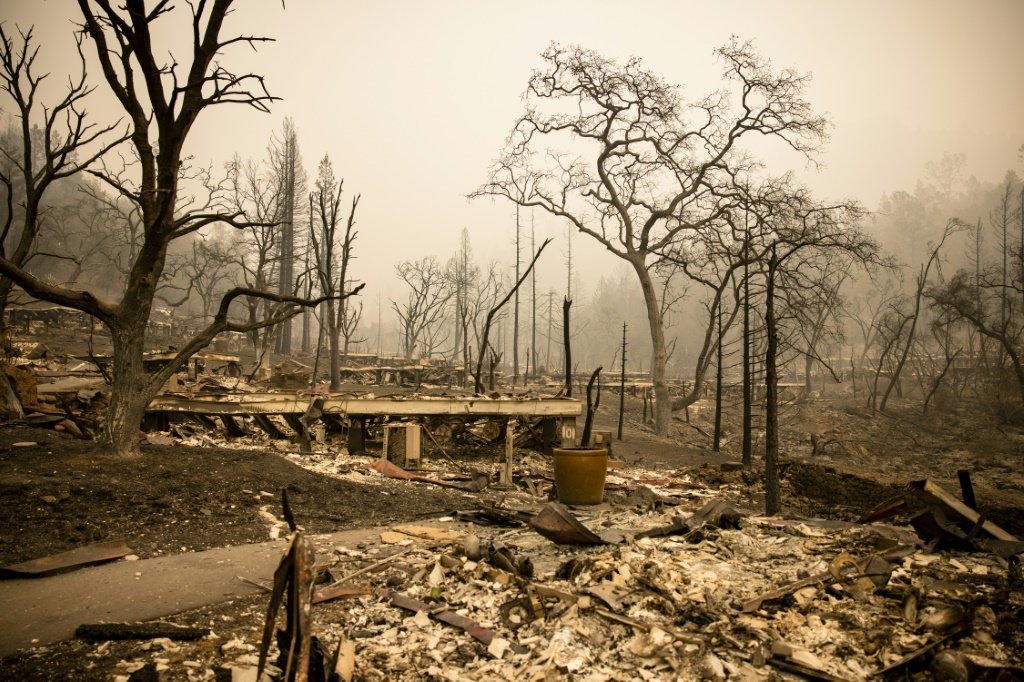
left=225, top=478, right=1023, bottom=680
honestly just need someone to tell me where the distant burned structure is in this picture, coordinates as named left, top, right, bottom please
left=6, top=304, right=88, bottom=334
left=144, top=391, right=581, bottom=457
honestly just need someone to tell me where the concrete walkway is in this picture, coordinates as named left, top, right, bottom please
left=0, top=527, right=385, bottom=657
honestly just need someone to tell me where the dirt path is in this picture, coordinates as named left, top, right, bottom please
left=0, top=525, right=418, bottom=656
left=0, top=538, right=286, bottom=656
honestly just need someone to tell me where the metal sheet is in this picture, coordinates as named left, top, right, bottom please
left=529, top=503, right=605, bottom=546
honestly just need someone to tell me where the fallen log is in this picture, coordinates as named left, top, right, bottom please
left=75, top=622, right=210, bottom=641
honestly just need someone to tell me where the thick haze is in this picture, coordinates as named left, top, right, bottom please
left=5, top=0, right=1023, bottom=300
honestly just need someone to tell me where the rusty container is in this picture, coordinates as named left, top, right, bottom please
left=552, top=447, right=608, bottom=505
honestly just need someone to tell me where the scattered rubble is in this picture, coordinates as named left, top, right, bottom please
left=2, top=336, right=1023, bottom=679
left=215, top=469, right=1024, bottom=681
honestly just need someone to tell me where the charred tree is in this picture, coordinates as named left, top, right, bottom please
left=742, top=230, right=753, bottom=466
left=879, top=219, right=962, bottom=411
left=473, top=238, right=551, bottom=393
left=393, top=256, right=452, bottom=360
left=764, top=248, right=780, bottom=514
left=474, top=41, right=830, bottom=436
left=562, top=297, right=572, bottom=397
left=580, top=366, right=603, bottom=447
left=273, top=121, right=303, bottom=355
left=0, top=1, right=346, bottom=457
left=308, top=155, right=361, bottom=391
left=713, top=305, right=723, bottom=452
left=755, top=190, right=880, bottom=515
left=0, top=25, right=126, bottom=339
left=513, top=206, right=520, bottom=385
left=531, top=211, right=538, bottom=384
left=618, top=322, right=626, bottom=440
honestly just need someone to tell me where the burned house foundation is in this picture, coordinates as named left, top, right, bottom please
left=144, top=392, right=582, bottom=460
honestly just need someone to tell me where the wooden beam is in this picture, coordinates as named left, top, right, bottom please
left=252, top=414, right=287, bottom=439
left=909, top=479, right=1017, bottom=542
left=219, top=414, right=247, bottom=438
left=501, top=420, right=513, bottom=485
left=148, top=393, right=582, bottom=419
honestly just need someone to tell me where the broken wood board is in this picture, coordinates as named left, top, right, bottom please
left=148, top=392, right=582, bottom=418
left=381, top=525, right=464, bottom=546
left=741, top=546, right=913, bottom=612
left=380, top=589, right=494, bottom=645
left=312, top=582, right=371, bottom=604
left=909, top=479, right=1017, bottom=541
left=593, top=607, right=702, bottom=645
left=76, top=622, right=210, bottom=641
left=1, top=540, right=133, bottom=578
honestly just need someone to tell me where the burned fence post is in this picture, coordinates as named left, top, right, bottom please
left=957, top=469, right=977, bottom=510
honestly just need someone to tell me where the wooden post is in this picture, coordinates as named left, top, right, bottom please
left=501, top=420, right=514, bottom=485
left=347, top=416, right=366, bottom=454
left=618, top=322, right=626, bottom=440
left=713, top=304, right=723, bottom=452
left=957, top=470, right=977, bottom=510
left=563, top=297, right=572, bottom=397
left=581, top=366, right=602, bottom=447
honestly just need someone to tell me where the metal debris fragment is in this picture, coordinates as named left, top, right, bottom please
left=1, top=540, right=133, bottom=578
left=528, top=502, right=606, bottom=546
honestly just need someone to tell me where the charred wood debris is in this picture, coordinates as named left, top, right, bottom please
left=66, top=474, right=1020, bottom=682
left=1, top=350, right=1023, bottom=680
left=209, top=478, right=1022, bottom=682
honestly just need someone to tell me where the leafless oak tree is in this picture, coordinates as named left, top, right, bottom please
left=878, top=219, right=964, bottom=411
left=473, top=40, right=829, bottom=435
left=227, top=153, right=283, bottom=376
left=308, top=154, right=362, bottom=389
left=393, top=256, right=452, bottom=360
left=0, top=24, right=126, bottom=336
left=0, top=1, right=344, bottom=457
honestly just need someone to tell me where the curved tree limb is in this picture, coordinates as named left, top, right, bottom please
left=145, top=283, right=365, bottom=395
left=473, top=238, right=552, bottom=393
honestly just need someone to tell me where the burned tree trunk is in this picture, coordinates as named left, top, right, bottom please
left=327, top=307, right=342, bottom=390
left=580, top=366, right=603, bottom=447
left=102, top=319, right=154, bottom=458
left=562, top=297, right=572, bottom=397
left=618, top=322, right=627, bottom=441
left=742, top=239, right=753, bottom=467
left=764, top=252, right=781, bottom=515
left=713, top=306, right=723, bottom=452
left=473, top=239, right=551, bottom=393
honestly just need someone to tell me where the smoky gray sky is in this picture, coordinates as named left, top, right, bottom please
left=6, top=0, right=1024, bottom=300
